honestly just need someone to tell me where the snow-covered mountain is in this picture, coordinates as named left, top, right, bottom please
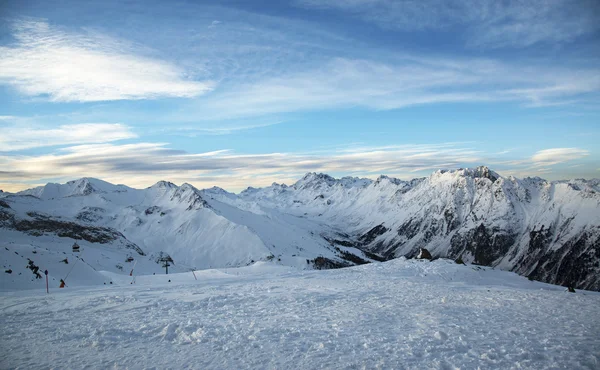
left=239, top=166, right=600, bottom=291
left=1, top=177, right=355, bottom=290
left=2, top=167, right=599, bottom=291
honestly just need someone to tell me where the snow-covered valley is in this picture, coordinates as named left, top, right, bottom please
left=2, top=258, right=599, bottom=369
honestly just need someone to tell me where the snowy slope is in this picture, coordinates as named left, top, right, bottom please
left=1, top=258, right=599, bottom=369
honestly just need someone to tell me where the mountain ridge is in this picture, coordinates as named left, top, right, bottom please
left=2, top=166, right=599, bottom=291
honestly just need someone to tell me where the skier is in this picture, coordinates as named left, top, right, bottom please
left=59, top=279, right=65, bottom=288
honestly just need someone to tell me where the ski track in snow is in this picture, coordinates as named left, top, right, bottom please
left=2, top=259, right=599, bottom=369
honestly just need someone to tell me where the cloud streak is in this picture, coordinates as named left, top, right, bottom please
left=531, top=148, right=590, bottom=167
left=295, top=0, right=600, bottom=48
left=0, top=123, right=137, bottom=151
left=189, top=57, right=600, bottom=120
left=0, top=20, right=213, bottom=102
left=2, top=140, right=593, bottom=193
left=0, top=142, right=484, bottom=191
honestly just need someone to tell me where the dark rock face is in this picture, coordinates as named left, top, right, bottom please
left=0, top=208, right=15, bottom=226
left=145, top=206, right=161, bottom=215
left=449, top=224, right=516, bottom=266
left=312, top=256, right=350, bottom=270
left=513, top=225, right=554, bottom=269
left=523, top=230, right=600, bottom=291
left=8, top=215, right=145, bottom=256
left=16, top=218, right=113, bottom=243
left=336, top=249, right=370, bottom=265
left=443, top=208, right=460, bottom=234
left=359, top=224, right=389, bottom=245
left=397, top=218, right=420, bottom=240
left=323, top=235, right=357, bottom=248
left=76, top=208, right=104, bottom=223
left=0, top=200, right=11, bottom=209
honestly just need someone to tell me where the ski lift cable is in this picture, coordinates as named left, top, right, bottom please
left=63, top=257, right=79, bottom=281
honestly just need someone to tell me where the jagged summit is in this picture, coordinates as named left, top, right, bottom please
left=149, top=180, right=178, bottom=189
left=206, top=186, right=230, bottom=193
left=432, top=166, right=501, bottom=182
left=171, top=183, right=208, bottom=210
left=294, top=172, right=337, bottom=188
left=374, top=175, right=404, bottom=186
left=461, top=166, right=500, bottom=182
left=294, top=172, right=372, bottom=190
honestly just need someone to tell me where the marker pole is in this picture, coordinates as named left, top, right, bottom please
left=192, top=270, right=197, bottom=280
left=44, top=270, right=49, bottom=294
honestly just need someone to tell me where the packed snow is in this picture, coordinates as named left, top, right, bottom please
left=2, top=258, right=599, bottom=369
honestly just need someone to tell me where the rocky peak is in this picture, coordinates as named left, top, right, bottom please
left=460, top=166, right=500, bottom=182
left=430, top=166, right=500, bottom=184
left=339, top=176, right=372, bottom=188
left=68, top=178, right=97, bottom=196
left=294, top=172, right=337, bottom=189
left=374, top=175, right=404, bottom=186
left=171, top=183, right=208, bottom=210
left=150, top=180, right=178, bottom=189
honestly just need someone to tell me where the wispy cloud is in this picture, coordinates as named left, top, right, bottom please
left=295, top=0, right=600, bottom=48
left=492, top=147, right=593, bottom=178
left=159, top=118, right=287, bottom=137
left=0, top=20, right=213, bottom=102
left=467, top=0, right=600, bottom=49
left=189, top=57, right=600, bottom=120
left=0, top=123, right=136, bottom=151
left=531, top=148, right=590, bottom=167
left=0, top=142, right=482, bottom=191
left=2, top=10, right=597, bottom=128
left=2, top=141, right=596, bottom=192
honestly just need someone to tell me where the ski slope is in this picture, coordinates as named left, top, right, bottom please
left=2, top=258, right=599, bottom=369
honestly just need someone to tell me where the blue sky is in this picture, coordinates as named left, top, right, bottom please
left=0, top=0, right=599, bottom=191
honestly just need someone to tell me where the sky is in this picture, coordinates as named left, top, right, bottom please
left=0, top=0, right=599, bottom=192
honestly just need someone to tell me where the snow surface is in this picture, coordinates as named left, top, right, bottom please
left=2, top=258, right=599, bottom=369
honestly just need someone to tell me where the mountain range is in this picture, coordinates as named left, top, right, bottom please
left=1, top=166, right=599, bottom=291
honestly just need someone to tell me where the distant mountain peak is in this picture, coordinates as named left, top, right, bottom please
left=294, top=172, right=337, bottom=189
left=375, top=175, right=403, bottom=186
left=171, top=183, right=208, bottom=210
left=294, top=172, right=373, bottom=189
left=150, top=180, right=178, bottom=189
left=301, top=172, right=336, bottom=182
left=433, top=166, right=500, bottom=182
